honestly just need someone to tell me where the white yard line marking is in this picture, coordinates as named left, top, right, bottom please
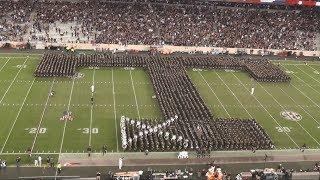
left=55, top=78, right=75, bottom=179
left=215, top=72, right=253, bottom=119
left=129, top=69, right=141, bottom=119
left=112, top=69, right=119, bottom=152
left=198, top=71, right=231, bottom=118
left=295, top=65, right=320, bottom=84
left=231, top=73, right=299, bottom=148
left=0, top=78, right=35, bottom=153
left=89, top=68, right=95, bottom=146
left=0, top=58, right=28, bottom=104
left=31, top=78, right=56, bottom=152
left=256, top=82, right=320, bottom=146
left=0, top=58, right=11, bottom=72
left=278, top=87, right=320, bottom=126
left=58, top=79, right=75, bottom=155
left=282, top=65, right=320, bottom=111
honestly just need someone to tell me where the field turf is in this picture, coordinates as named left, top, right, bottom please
left=0, top=53, right=320, bottom=164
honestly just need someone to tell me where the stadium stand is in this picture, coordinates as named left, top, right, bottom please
left=0, top=0, right=319, bottom=51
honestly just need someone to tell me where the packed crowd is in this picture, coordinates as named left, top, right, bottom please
left=0, top=0, right=319, bottom=51
left=0, top=0, right=33, bottom=42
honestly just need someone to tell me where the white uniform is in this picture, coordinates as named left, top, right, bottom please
left=34, top=159, right=38, bottom=167
left=118, top=158, right=123, bottom=170
left=251, top=87, right=255, bottom=95
left=38, top=156, right=42, bottom=167
left=91, top=85, right=95, bottom=93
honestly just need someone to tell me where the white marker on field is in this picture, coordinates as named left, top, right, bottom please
left=90, top=85, right=95, bottom=93
left=251, top=87, right=255, bottom=95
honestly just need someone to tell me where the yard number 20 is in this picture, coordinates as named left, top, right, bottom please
left=276, top=126, right=291, bottom=133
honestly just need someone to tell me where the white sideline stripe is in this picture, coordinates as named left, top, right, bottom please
left=0, top=58, right=28, bottom=104
left=89, top=68, right=95, bottom=146
left=279, top=88, right=320, bottom=126
left=1, top=79, right=35, bottom=154
left=231, top=73, right=299, bottom=148
left=198, top=71, right=231, bottom=118
left=112, top=69, right=119, bottom=152
left=31, top=78, right=56, bottom=152
left=0, top=58, right=11, bottom=72
left=256, top=81, right=320, bottom=146
left=129, top=69, right=141, bottom=119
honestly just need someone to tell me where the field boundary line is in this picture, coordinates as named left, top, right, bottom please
left=198, top=71, right=231, bottom=118
left=0, top=58, right=29, bottom=104
left=112, top=69, right=119, bottom=152
left=0, top=58, right=11, bottom=72
left=89, top=68, right=96, bottom=146
left=31, top=78, right=56, bottom=152
left=231, top=73, right=299, bottom=148
left=215, top=72, right=253, bottom=119
left=1, top=78, right=35, bottom=153
left=129, top=69, right=141, bottom=119
left=256, top=82, right=320, bottom=146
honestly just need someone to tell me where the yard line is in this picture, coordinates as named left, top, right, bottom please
left=305, top=63, right=320, bottom=72
left=256, top=82, right=320, bottom=146
left=198, top=71, right=231, bottom=118
left=0, top=78, right=35, bottom=154
left=129, top=69, right=141, bottom=119
left=278, top=87, right=320, bottom=126
left=31, top=78, right=56, bottom=152
left=89, top=68, right=96, bottom=146
left=282, top=65, right=320, bottom=110
left=215, top=72, right=253, bottom=119
left=294, top=65, right=320, bottom=85
left=290, top=71, right=320, bottom=96
left=0, top=58, right=10, bottom=72
left=112, top=69, right=119, bottom=152
left=231, top=73, right=299, bottom=148
left=0, top=58, right=28, bottom=104
left=58, top=78, right=75, bottom=155
left=55, top=78, right=75, bottom=179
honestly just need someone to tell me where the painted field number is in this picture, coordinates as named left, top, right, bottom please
left=25, top=128, right=47, bottom=134
left=276, top=126, right=291, bottom=133
left=77, top=128, right=99, bottom=134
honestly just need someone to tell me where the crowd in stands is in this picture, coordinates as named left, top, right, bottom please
left=0, top=0, right=33, bottom=42
left=0, top=0, right=319, bottom=51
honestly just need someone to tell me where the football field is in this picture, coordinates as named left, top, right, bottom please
left=0, top=53, right=320, bottom=164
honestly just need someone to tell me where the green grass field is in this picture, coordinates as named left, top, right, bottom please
left=0, top=53, right=320, bottom=164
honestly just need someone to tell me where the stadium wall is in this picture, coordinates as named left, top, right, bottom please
left=1, top=41, right=320, bottom=57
